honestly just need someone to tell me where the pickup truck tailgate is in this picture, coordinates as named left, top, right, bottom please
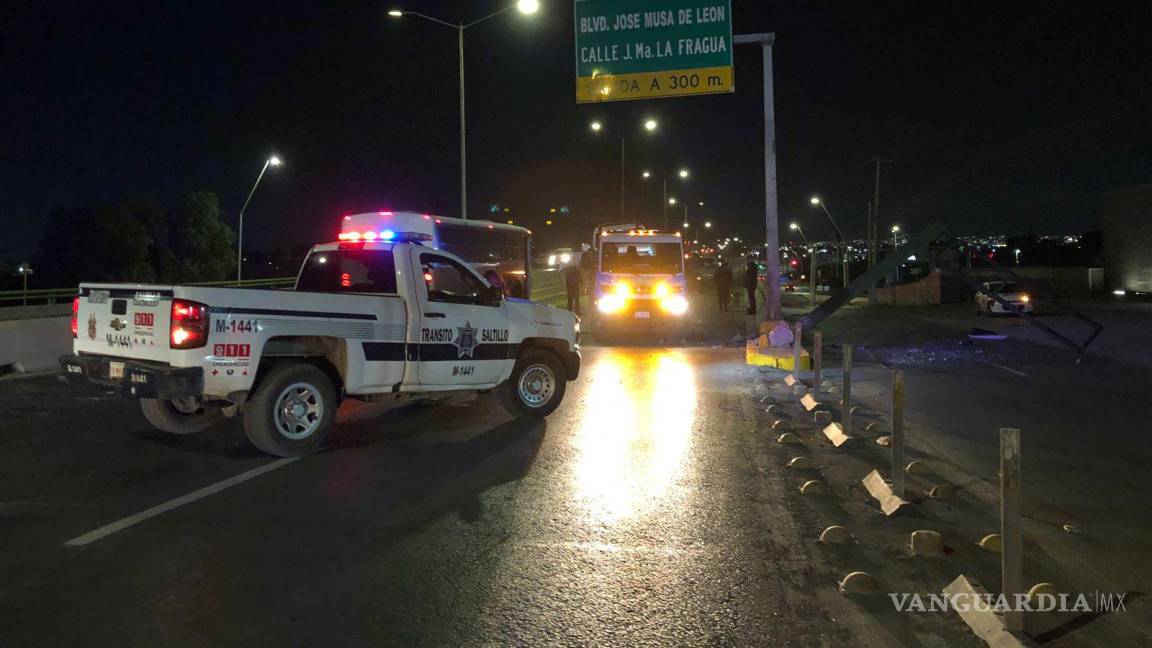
left=74, top=284, right=174, bottom=362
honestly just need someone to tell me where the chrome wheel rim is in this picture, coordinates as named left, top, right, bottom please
left=273, top=382, right=323, bottom=440
left=517, top=364, right=555, bottom=408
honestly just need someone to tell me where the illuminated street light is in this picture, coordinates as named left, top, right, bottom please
left=389, top=3, right=539, bottom=220
left=237, top=154, right=283, bottom=282
left=589, top=120, right=602, bottom=132
left=644, top=118, right=659, bottom=131
left=16, top=264, right=33, bottom=306
left=668, top=197, right=677, bottom=205
left=704, top=221, right=712, bottom=228
left=810, top=196, right=821, bottom=205
left=1015, top=248, right=1022, bottom=265
left=809, top=194, right=846, bottom=287
left=678, top=168, right=689, bottom=179
left=683, top=221, right=690, bottom=228
left=642, top=170, right=651, bottom=178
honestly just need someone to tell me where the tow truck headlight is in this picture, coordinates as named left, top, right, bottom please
left=660, top=294, right=689, bottom=315
left=548, top=254, right=557, bottom=266
left=655, top=283, right=670, bottom=298
left=560, top=253, right=572, bottom=264
left=598, top=293, right=626, bottom=314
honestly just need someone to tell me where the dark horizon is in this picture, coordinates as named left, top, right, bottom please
left=4, top=0, right=1150, bottom=262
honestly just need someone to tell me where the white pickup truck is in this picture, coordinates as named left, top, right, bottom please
left=60, top=236, right=580, bottom=457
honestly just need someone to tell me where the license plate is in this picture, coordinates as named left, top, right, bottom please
left=109, top=362, right=125, bottom=379
left=634, top=311, right=650, bottom=319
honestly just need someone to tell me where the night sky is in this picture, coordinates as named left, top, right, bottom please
left=3, top=0, right=1151, bottom=261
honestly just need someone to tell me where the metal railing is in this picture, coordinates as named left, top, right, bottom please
left=0, top=277, right=297, bottom=305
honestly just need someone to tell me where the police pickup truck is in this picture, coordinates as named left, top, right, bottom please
left=61, top=220, right=580, bottom=457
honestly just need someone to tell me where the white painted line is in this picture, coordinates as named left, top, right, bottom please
left=984, top=361, right=1029, bottom=378
left=64, top=457, right=299, bottom=547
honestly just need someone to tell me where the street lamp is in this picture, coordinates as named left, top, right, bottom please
left=237, top=155, right=282, bottom=282
left=1014, top=248, right=1022, bottom=265
left=389, top=1, right=539, bottom=220
left=789, top=223, right=817, bottom=304
left=704, top=221, right=712, bottom=228
left=892, top=225, right=901, bottom=282
left=590, top=118, right=658, bottom=221
left=810, top=195, right=847, bottom=287
left=16, top=264, right=33, bottom=306
left=643, top=168, right=689, bottom=230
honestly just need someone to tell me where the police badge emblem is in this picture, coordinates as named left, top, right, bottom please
left=454, top=321, right=478, bottom=358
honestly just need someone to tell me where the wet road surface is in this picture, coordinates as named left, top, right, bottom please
left=1, top=345, right=973, bottom=646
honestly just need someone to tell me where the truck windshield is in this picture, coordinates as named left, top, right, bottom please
left=297, top=249, right=397, bottom=293
left=601, top=242, right=684, bottom=274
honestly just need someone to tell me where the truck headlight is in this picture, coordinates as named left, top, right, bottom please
left=548, top=254, right=557, bottom=266
left=598, top=294, right=626, bottom=314
left=560, top=253, right=572, bottom=264
left=660, top=295, right=689, bottom=315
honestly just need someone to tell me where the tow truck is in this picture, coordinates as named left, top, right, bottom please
left=60, top=212, right=580, bottom=457
left=591, top=226, right=689, bottom=339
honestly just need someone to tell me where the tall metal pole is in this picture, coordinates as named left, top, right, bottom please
left=734, top=33, right=780, bottom=321
left=867, top=201, right=877, bottom=304
left=662, top=179, right=668, bottom=230
left=458, top=25, right=467, bottom=220
left=237, top=159, right=271, bottom=282
left=619, top=137, right=625, bottom=221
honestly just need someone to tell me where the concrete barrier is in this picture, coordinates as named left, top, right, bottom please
left=0, top=314, right=71, bottom=373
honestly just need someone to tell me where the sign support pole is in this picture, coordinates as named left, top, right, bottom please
left=734, top=33, right=780, bottom=321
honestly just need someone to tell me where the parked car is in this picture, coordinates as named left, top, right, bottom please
left=975, top=281, right=1033, bottom=315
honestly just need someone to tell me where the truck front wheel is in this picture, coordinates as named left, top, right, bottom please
left=243, top=363, right=337, bottom=457
left=498, top=348, right=567, bottom=419
left=140, top=398, right=225, bottom=435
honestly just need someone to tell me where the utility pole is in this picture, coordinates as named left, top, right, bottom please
left=868, top=157, right=891, bottom=303
left=734, top=33, right=780, bottom=321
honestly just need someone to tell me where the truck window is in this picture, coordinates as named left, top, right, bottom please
left=297, top=249, right=397, bottom=293
left=420, top=253, right=487, bottom=305
left=601, top=242, right=684, bottom=274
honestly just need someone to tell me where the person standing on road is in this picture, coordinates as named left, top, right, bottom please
left=564, top=262, right=582, bottom=316
left=715, top=259, right=733, bottom=311
left=743, top=257, right=759, bottom=315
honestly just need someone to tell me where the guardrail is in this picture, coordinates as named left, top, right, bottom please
left=0, top=277, right=297, bottom=305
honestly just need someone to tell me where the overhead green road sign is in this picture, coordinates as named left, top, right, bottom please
left=574, top=0, right=733, bottom=103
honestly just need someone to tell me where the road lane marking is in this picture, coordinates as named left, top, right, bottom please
left=983, top=361, right=1030, bottom=378
left=64, top=458, right=299, bottom=547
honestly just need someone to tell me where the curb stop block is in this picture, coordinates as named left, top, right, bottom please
left=823, top=422, right=853, bottom=447
left=943, top=575, right=1039, bottom=647
left=861, top=469, right=913, bottom=516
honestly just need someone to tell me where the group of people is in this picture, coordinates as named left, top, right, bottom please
left=713, top=257, right=760, bottom=315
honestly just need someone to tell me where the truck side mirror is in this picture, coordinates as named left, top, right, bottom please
left=485, top=285, right=504, bottom=305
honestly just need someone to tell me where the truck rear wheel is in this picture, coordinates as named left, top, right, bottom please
left=498, top=348, right=566, bottom=419
left=243, top=363, right=337, bottom=457
left=140, top=398, right=225, bottom=435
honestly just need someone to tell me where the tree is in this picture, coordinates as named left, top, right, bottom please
left=168, top=191, right=235, bottom=282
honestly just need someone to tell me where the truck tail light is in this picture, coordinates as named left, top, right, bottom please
left=71, top=297, right=79, bottom=338
left=170, top=299, right=209, bottom=349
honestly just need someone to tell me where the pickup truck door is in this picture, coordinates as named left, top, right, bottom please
left=409, top=249, right=514, bottom=386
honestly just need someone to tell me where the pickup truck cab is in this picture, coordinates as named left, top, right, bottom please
left=60, top=235, right=580, bottom=457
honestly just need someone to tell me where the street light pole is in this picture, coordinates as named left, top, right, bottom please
left=734, top=32, right=780, bottom=320
left=237, top=155, right=281, bottom=282
left=892, top=225, right=900, bottom=283
left=390, top=1, right=539, bottom=221
left=17, top=264, right=33, bottom=306
left=810, top=196, right=847, bottom=288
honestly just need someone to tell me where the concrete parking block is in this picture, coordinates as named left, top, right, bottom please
left=787, top=456, right=813, bottom=470
left=861, top=469, right=913, bottom=516
left=823, top=422, right=853, bottom=447
left=800, top=479, right=828, bottom=495
left=777, top=432, right=801, bottom=444
left=838, top=571, right=880, bottom=595
left=978, top=534, right=1002, bottom=552
left=910, top=530, right=945, bottom=556
left=819, top=525, right=855, bottom=544
left=814, top=410, right=832, bottom=425
left=942, top=575, right=1038, bottom=647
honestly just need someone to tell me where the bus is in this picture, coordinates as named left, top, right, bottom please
left=339, top=211, right=532, bottom=298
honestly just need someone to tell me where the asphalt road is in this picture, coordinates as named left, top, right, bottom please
left=0, top=338, right=994, bottom=647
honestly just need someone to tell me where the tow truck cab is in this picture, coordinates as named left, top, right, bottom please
left=592, top=228, right=689, bottom=334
